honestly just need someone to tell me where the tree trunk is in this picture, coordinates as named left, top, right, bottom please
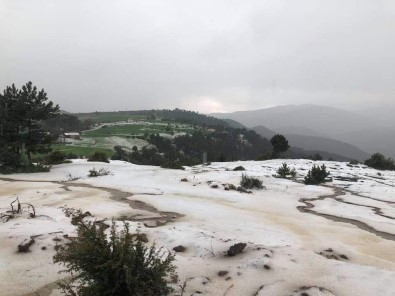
left=27, top=119, right=31, bottom=164
left=27, top=150, right=31, bottom=164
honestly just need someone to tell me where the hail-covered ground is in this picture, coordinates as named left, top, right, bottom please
left=1, top=159, right=395, bottom=296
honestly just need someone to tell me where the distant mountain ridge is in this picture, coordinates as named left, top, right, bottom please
left=211, top=104, right=384, bottom=137
left=210, top=104, right=389, bottom=160
left=252, top=126, right=369, bottom=161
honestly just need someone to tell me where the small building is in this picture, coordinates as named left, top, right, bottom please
left=63, top=132, right=81, bottom=140
left=59, top=132, right=81, bottom=143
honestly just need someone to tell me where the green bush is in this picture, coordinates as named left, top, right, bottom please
left=88, top=152, right=109, bottom=163
left=233, top=166, right=245, bottom=171
left=54, top=212, right=177, bottom=296
left=66, top=152, right=79, bottom=159
left=364, top=153, right=395, bottom=170
left=0, top=149, right=22, bottom=174
left=304, top=164, right=330, bottom=185
left=45, top=150, right=66, bottom=165
left=276, top=163, right=297, bottom=179
left=240, top=173, right=264, bottom=189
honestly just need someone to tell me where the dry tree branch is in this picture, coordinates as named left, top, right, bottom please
left=10, top=197, right=21, bottom=214
left=0, top=213, right=13, bottom=223
left=178, top=275, right=192, bottom=296
left=223, top=284, right=234, bottom=296
left=20, top=202, right=36, bottom=218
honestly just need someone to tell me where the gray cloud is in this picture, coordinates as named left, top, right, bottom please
left=0, top=0, right=394, bottom=113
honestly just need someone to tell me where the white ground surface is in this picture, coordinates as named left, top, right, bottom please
left=1, top=159, right=395, bottom=296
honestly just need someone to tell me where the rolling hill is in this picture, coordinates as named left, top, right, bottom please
left=211, top=104, right=385, bottom=137
left=253, top=125, right=369, bottom=161
left=212, top=104, right=393, bottom=159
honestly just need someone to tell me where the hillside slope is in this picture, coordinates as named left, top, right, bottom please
left=337, top=126, right=395, bottom=159
left=252, top=125, right=369, bottom=161
left=212, top=104, right=384, bottom=137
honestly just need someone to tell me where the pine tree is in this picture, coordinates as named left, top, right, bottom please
left=19, top=82, right=59, bottom=163
left=0, top=84, right=22, bottom=167
left=0, top=82, right=59, bottom=170
left=270, top=134, right=290, bottom=158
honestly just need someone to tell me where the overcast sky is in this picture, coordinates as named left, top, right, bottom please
left=0, top=0, right=394, bottom=113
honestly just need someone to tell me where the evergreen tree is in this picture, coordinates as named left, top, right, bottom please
left=270, top=134, right=290, bottom=158
left=19, top=82, right=59, bottom=163
left=0, top=84, right=24, bottom=168
left=0, top=82, right=59, bottom=170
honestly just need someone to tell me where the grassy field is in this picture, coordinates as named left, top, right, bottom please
left=52, top=144, right=114, bottom=157
left=55, top=115, right=197, bottom=157
left=83, top=124, right=195, bottom=138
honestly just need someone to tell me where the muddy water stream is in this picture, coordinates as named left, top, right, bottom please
left=297, top=185, right=395, bottom=241
left=0, top=177, right=182, bottom=226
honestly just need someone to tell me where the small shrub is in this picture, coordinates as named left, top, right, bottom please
left=88, top=152, right=109, bottom=163
left=240, top=173, right=264, bottom=189
left=45, top=150, right=66, bottom=165
left=277, top=163, right=297, bottom=179
left=233, top=166, right=245, bottom=171
left=304, top=164, right=330, bottom=185
left=66, top=152, right=79, bottom=159
left=88, top=167, right=111, bottom=177
left=53, top=214, right=177, bottom=296
left=349, top=159, right=359, bottom=165
left=364, top=153, right=395, bottom=170
left=66, top=173, right=81, bottom=181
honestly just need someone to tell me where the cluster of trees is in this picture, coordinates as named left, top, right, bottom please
left=174, top=129, right=273, bottom=162
left=112, top=144, right=198, bottom=170
left=76, top=108, right=231, bottom=128
left=112, top=129, right=291, bottom=170
left=0, top=82, right=59, bottom=172
left=41, top=113, right=92, bottom=138
left=364, top=153, right=395, bottom=170
left=153, top=108, right=230, bottom=127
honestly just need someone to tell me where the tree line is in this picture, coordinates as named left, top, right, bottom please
left=112, top=130, right=291, bottom=169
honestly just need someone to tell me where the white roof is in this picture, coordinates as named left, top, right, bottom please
left=64, top=132, right=80, bottom=136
